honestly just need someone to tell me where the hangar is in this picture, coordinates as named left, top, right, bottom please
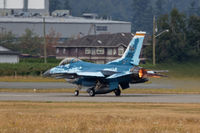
left=0, top=0, right=131, bottom=40
left=0, top=16, right=131, bottom=40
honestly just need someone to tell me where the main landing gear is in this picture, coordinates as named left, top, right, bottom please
left=74, top=87, right=121, bottom=97
left=114, top=89, right=121, bottom=96
left=88, top=88, right=95, bottom=97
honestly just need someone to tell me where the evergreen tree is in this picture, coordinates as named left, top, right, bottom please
left=131, top=0, right=153, bottom=33
left=0, top=32, right=17, bottom=51
left=188, top=1, right=197, bottom=16
left=155, top=8, right=188, bottom=62
left=155, top=0, right=166, bottom=17
left=18, top=29, right=43, bottom=55
left=187, top=15, right=200, bottom=57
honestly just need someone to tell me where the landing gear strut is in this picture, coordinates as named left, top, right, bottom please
left=114, top=89, right=121, bottom=96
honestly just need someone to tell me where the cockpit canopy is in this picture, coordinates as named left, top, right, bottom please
left=59, top=58, right=81, bottom=66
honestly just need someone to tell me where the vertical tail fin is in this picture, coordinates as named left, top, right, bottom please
left=107, top=31, right=146, bottom=66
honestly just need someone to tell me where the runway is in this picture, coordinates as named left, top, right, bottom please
left=0, top=79, right=174, bottom=89
left=1, top=78, right=199, bottom=89
left=0, top=92, right=200, bottom=103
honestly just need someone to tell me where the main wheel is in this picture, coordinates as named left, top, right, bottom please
left=89, top=89, right=95, bottom=97
left=114, top=89, right=121, bottom=96
left=74, top=90, right=79, bottom=96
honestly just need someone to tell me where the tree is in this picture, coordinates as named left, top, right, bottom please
left=155, top=0, right=166, bottom=17
left=18, top=29, right=43, bottom=55
left=188, top=1, right=197, bottom=16
left=45, top=29, right=61, bottom=56
left=0, top=31, right=18, bottom=51
left=155, top=8, right=188, bottom=62
left=187, top=15, right=200, bottom=57
left=131, top=0, right=153, bottom=33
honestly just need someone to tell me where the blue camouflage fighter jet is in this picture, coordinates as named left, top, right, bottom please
left=43, top=31, right=162, bottom=96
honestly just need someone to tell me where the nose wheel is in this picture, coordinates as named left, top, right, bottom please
left=74, top=90, right=79, bottom=96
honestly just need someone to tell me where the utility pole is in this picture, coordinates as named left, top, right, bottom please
left=43, top=17, right=47, bottom=63
left=23, top=0, right=28, bottom=12
left=3, top=0, right=6, bottom=16
left=153, top=16, right=156, bottom=65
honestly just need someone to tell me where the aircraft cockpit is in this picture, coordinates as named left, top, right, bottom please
left=59, top=58, right=81, bottom=66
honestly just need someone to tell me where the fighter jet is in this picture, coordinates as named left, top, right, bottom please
left=43, top=31, right=164, bottom=96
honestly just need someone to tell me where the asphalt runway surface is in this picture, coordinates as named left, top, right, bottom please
left=1, top=78, right=199, bottom=89
left=0, top=92, right=200, bottom=103
left=0, top=80, right=174, bottom=89
left=0, top=79, right=200, bottom=103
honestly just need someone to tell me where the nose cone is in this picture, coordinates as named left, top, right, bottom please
left=43, top=69, right=51, bottom=77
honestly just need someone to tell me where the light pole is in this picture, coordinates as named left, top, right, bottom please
left=153, top=16, right=169, bottom=65
left=153, top=16, right=156, bottom=66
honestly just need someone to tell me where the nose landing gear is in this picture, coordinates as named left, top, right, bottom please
left=74, top=85, right=82, bottom=96
left=74, top=90, right=79, bottom=96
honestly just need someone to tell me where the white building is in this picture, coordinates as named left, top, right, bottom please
left=0, top=46, right=19, bottom=63
left=0, top=0, right=131, bottom=40
left=0, top=16, right=131, bottom=40
left=0, top=0, right=49, bottom=16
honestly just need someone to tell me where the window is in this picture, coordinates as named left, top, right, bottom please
left=63, top=48, right=66, bottom=54
left=107, top=48, right=113, bottom=55
left=96, top=48, right=104, bottom=55
left=85, top=48, right=91, bottom=54
left=96, top=26, right=108, bottom=31
left=118, top=47, right=124, bottom=56
left=56, top=48, right=59, bottom=54
left=113, top=49, right=117, bottom=55
left=91, top=48, right=96, bottom=55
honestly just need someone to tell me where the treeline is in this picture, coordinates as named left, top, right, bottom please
left=0, top=29, right=60, bottom=56
left=49, top=0, right=200, bottom=33
left=144, top=9, right=200, bottom=63
left=0, top=58, right=61, bottom=76
left=0, top=63, right=55, bottom=76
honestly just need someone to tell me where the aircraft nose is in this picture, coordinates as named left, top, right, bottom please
left=43, top=69, right=51, bottom=77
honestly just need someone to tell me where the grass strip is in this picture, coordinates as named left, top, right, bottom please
left=0, top=102, right=200, bottom=133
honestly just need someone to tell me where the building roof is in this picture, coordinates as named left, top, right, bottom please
left=57, top=33, right=134, bottom=48
left=0, top=16, right=131, bottom=24
left=0, top=46, right=19, bottom=55
left=57, top=33, right=151, bottom=48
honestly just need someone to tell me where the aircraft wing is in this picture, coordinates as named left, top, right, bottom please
left=106, top=72, right=132, bottom=90
left=106, top=72, right=131, bottom=79
left=76, top=72, right=105, bottom=77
